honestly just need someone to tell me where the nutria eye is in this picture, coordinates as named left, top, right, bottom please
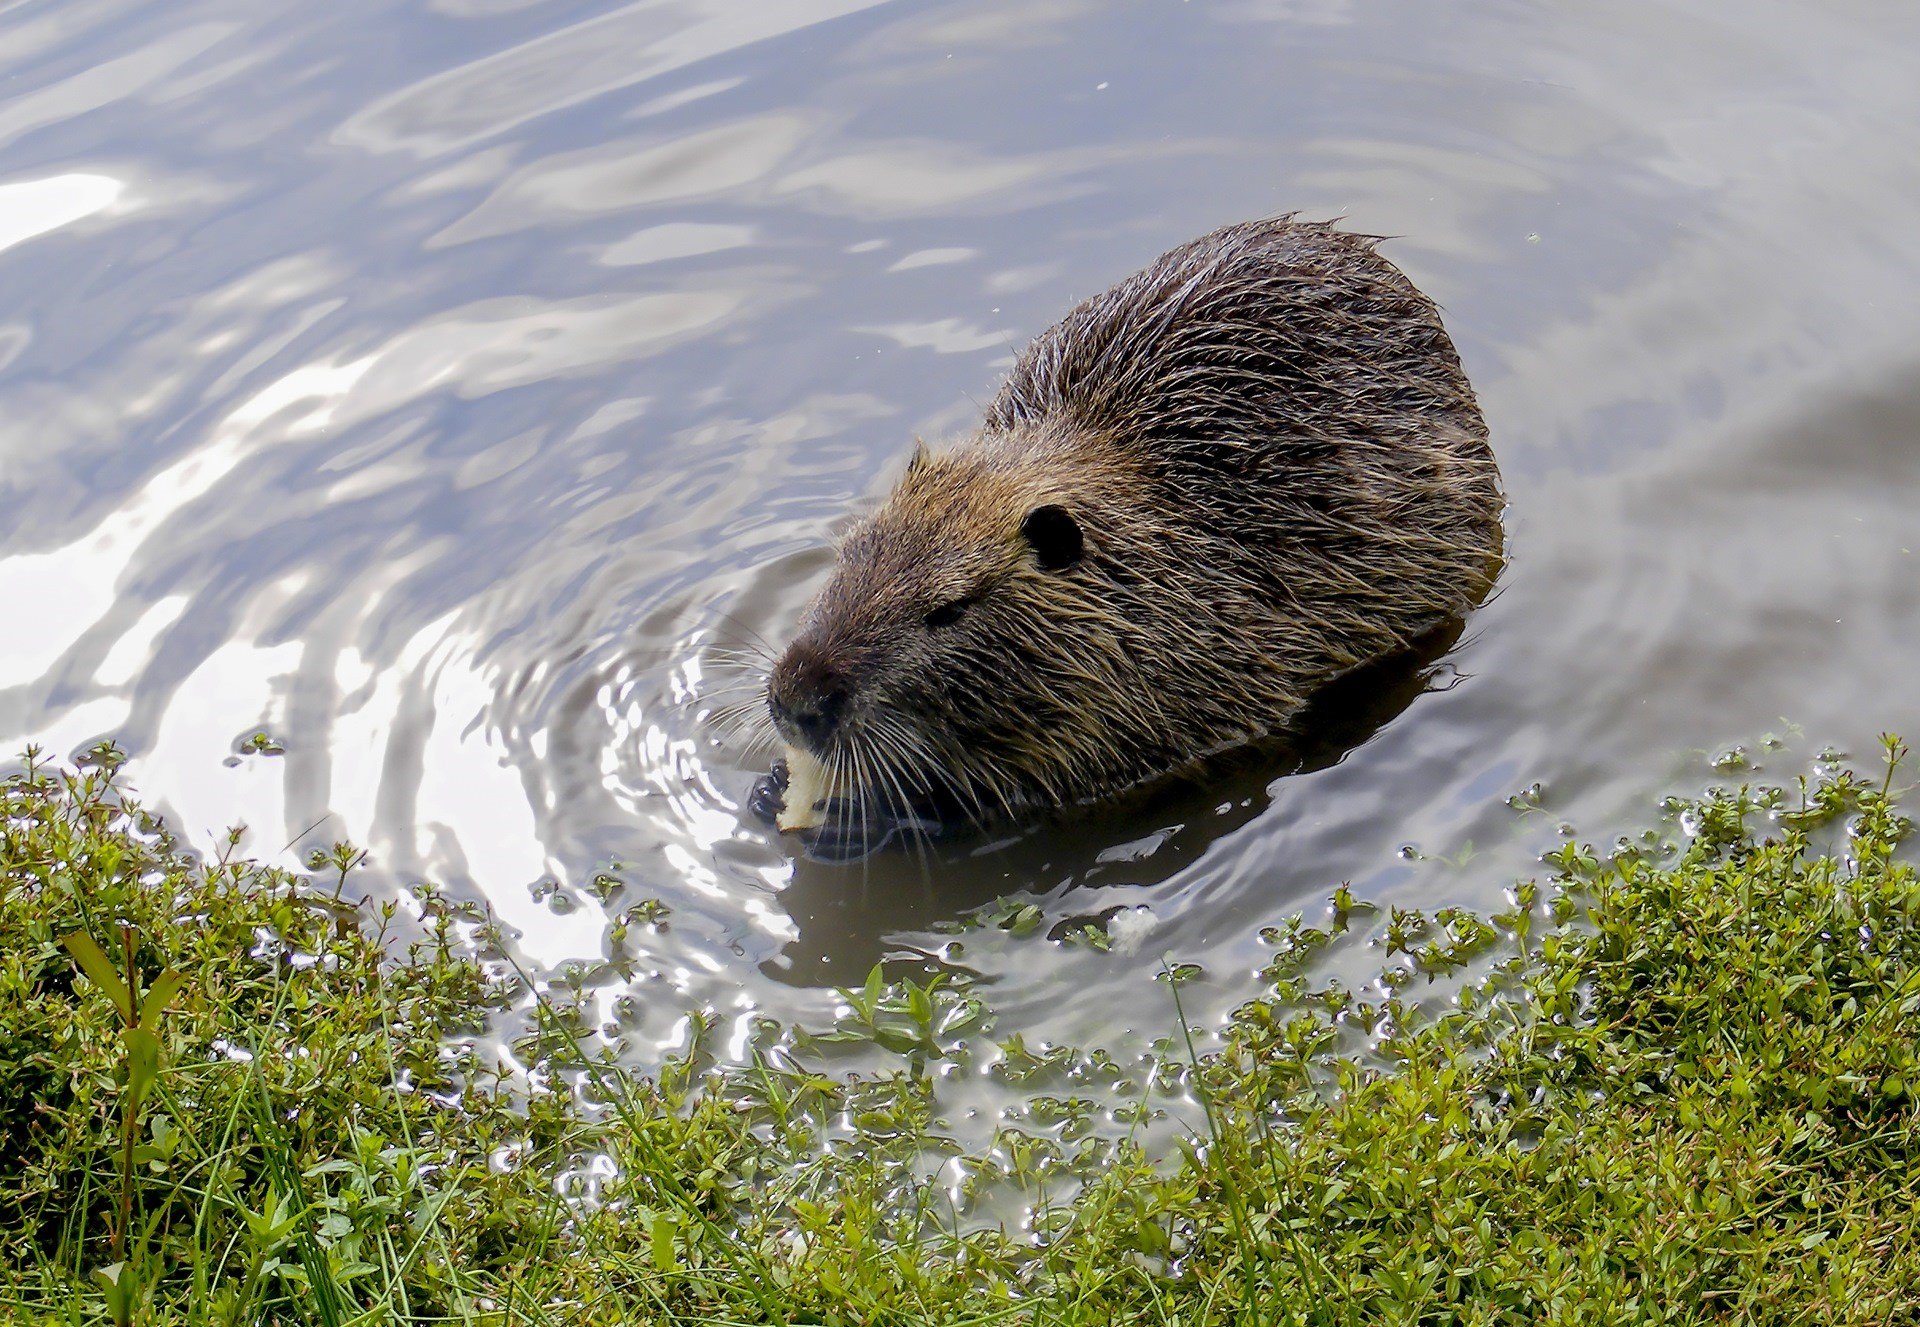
left=924, top=597, right=972, bottom=629
left=1021, top=504, right=1083, bottom=571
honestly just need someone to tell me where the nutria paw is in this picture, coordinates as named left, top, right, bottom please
left=751, top=757, right=955, bottom=861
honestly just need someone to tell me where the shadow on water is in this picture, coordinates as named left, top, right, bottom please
left=765, top=619, right=1467, bottom=986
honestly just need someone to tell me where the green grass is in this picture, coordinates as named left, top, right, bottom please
left=1, top=738, right=1915, bottom=1324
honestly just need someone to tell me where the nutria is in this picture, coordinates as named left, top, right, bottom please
left=760, top=217, right=1502, bottom=834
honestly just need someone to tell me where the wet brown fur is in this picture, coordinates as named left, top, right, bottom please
left=768, top=217, right=1503, bottom=821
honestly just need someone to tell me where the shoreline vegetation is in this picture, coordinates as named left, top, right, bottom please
left=2, top=739, right=1916, bottom=1325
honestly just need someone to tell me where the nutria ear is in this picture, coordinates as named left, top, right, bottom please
left=1020, top=504, right=1083, bottom=571
left=905, top=439, right=932, bottom=474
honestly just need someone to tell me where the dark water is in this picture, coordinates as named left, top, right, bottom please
left=4, top=0, right=1919, bottom=1078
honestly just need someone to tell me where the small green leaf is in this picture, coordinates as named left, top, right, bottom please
left=92, top=1261, right=134, bottom=1323
left=63, top=932, right=133, bottom=1023
left=124, top=1027, right=162, bottom=1105
left=650, top=1211, right=678, bottom=1273
left=873, top=1027, right=922, bottom=1056
left=138, top=968, right=187, bottom=1031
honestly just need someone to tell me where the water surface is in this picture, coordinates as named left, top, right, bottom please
left=3, top=0, right=1918, bottom=1082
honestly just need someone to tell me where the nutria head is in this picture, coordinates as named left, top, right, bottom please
left=761, top=217, right=1503, bottom=836
left=767, top=424, right=1148, bottom=823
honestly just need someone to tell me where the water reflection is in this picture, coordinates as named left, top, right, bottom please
left=336, top=0, right=895, bottom=156
left=1, top=0, right=1918, bottom=1084
left=0, top=171, right=124, bottom=253
left=435, top=115, right=815, bottom=244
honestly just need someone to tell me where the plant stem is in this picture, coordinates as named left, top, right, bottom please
left=116, top=924, right=137, bottom=1271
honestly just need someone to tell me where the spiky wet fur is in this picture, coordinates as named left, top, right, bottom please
left=769, top=217, right=1503, bottom=824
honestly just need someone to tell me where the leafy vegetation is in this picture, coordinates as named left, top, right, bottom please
left=1, top=738, right=1915, bottom=1323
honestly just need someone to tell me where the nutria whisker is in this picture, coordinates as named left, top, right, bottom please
left=706, top=716, right=772, bottom=753
left=702, top=697, right=773, bottom=729
left=706, top=614, right=783, bottom=661
left=696, top=662, right=777, bottom=693
left=701, top=646, right=775, bottom=671
left=697, top=682, right=780, bottom=713
left=849, top=746, right=879, bottom=881
left=703, top=704, right=781, bottom=757
left=872, top=714, right=974, bottom=833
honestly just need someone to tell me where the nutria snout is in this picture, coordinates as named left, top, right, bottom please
left=759, top=216, right=1503, bottom=837
left=767, top=638, right=852, bottom=750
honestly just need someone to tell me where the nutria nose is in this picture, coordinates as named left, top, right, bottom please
left=768, top=641, right=851, bottom=750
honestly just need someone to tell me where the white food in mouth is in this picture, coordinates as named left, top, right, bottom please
left=775, top=746, right=840, bottom=832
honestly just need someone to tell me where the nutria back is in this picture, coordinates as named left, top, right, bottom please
left=765, top=217, right=1502, bottom=830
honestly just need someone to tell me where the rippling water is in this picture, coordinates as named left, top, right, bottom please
left=3, top=0, right=1918, bottom=1073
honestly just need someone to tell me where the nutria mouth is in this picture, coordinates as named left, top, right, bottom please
left=758, top=216, right=1503, bottom=846
left=748, top=757, right=955, bottom=861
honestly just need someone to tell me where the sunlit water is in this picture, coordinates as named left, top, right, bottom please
left=3, top=0, right=1919, bottom=1139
